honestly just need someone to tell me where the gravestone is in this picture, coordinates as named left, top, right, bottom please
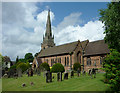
left=28, top=69, right=33, bottom=77
left=45, top=71, right=52, bottom=83
left=57, top=72, right=60, bottom=81
left=46, top=72, right=49, bottom=83
left=64, top=72, right=68, bottom=80
left=43, top=70, right=47, bottom=78
left=60, top=72, right=62, bottom=81
left=17, top=68, right=22, bottom=77
left=82, top=71, right=86, bottom=76
left=37, top=68, right=41, bottom=76
left=77, top=68, right=80, bottom=77
left=92, top=68, right=96, bottom=78
left=88, top=69, right=91, bottom=76
left=70, top=70, right=74, bottom=78
left=50, top=72, right=52, bottom=82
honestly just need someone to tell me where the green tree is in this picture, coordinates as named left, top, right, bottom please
left=34, top=52, right=39, bottom=57
left=99, top=2, right=120, bottom=91
left=40, top=62, right=50, bottom=71
left=0, top=53, right=3, bottom=66
left=73, top=62, right=81, bottom=71
left=51, top=63, right=65, bottom=73
left=16, top=62, right=28, bottom=73
left=18, top=58, right=26, bottom=63
left=99, top=2, right=120, bottom=52
left=16, top=56, right=19, bottom=63
left=102, top=49, right=120, bottom=91
left=25, top=53, right=34, bottom=63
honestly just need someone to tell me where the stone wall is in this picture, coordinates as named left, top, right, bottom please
left=84, top=55, right=106, bottom=72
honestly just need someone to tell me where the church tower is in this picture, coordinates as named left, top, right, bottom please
left=41, top=10, right=55, bottom=50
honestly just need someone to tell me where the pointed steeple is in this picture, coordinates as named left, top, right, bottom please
left=41, top=9, right=55, bottom=50
left=45, top=9, right=52, bottom=37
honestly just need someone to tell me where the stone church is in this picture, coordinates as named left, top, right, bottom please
left=32, top=10, right=110, bottom=72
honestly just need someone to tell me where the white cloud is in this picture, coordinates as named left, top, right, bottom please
left=54, top=13, right=104, bottom=45
left=2, top=2, right=105, bottom=61
left=2, top=2, right=55, bottom=60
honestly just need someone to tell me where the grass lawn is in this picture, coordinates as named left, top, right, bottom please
left=0, top=78, right=2, bottom=92
left=2, top=73, right=110, bottom=91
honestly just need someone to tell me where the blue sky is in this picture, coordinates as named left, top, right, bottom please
left=36, top=2, right=108, bottom=26
left=2, top=2, right=108, bottom=60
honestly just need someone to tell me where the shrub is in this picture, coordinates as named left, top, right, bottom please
left=8, top=65, right=17, bottom=77
left=102, top=49, right=120, bottom=91
left=73, top=62, right=81, bottom=71
left=40, top=62, right=50, bottom=71
left=16, top=63, right=28, bottom=73
left=51, top=63, right=65, bottom=73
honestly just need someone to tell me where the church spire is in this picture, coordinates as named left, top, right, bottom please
left=41, top=9, right=55, bottom=50
left=45, top=9, right=52, bottom=37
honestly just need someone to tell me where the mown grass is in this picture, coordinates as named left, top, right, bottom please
left=2, top=72, right=110, bottom=91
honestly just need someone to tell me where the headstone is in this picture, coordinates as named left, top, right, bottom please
left=92, top=68, right=96, bottom=78
left=3, top=73, right=8, bottom=78
left=46, top=72, right=49, bottom=83
left=70, top=70, right=74, bottom=78
left=60, top=72, right=62, bottom=81
left=17, top=68, right=22, bottom=77
left=82, top=71, right=86, bottom=76
left=64, top=72, right=68, bottom=80
left=77, top=70, right=80, bottom=77
left=31, top=69, right=33, bottom=76
left=57, top=72, right=60, bottom=81
left=50, top=72, right=52, bottom=82
left=37, top=68, right=41, bottom=76
left=88, top=69, right=91, bottom=76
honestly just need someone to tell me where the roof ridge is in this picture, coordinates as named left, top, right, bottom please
left=56, top=40, right=78, bottom=47
left=89, top=39, right=104, bottom=43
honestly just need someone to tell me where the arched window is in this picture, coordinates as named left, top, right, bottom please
left=67, top=57, right=69, bottom=66
left=65, top=57, right=66, bottom=66
left=60, top=58, right=61, bottom=63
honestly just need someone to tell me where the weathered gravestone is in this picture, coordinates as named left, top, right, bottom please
left=50, top=72, right=52, bottom=82
left=36, top=68, right=41, bottom=76
left=45, top=71, right=52, bottom=83
left=70, top=70, right=74, bottom=78
left=82, top=71, right=86, bottom=76
left=17, top=68, right=22, bottom=77
left=46, top=72, right=49, bottom=83
left=28, top=69, right=33, bottom=77
left=60, top=72, right=62, bottom=81
left=57, top=72, right=60, bottom=81
left=92, top=68, right=96, bottom=78
left=64, top=72, right=68, bottom=80
left=77, top=68, right=80, bottom=77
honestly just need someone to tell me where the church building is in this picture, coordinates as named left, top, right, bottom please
left=32, top=10, right=110, bottom=72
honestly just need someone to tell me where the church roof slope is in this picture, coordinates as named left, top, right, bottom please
left=84, top=40, right=110, bottom=56
left=38, top=41, right=79, bottom=57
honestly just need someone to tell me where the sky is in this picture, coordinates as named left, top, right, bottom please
left=1, top=2, right=109, bottom=61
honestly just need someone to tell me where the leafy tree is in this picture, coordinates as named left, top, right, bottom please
left=0, top=53, right=3, bottom=66
left=16, top=56, right=19, bottom=63
left=40, top=62, right=50, bottom=71
left=99, top=2, right=120, bottom=52
left=51, top=63, right=65, bottom=73
left=102, top=49, right=120, bottom=91
left=25, top=53, right=34, bottom=63
left=34, top=52, right=39, bottom=57
left=16, top=62, right=28, bottom=73
left=18, top=58, right=26, bottom=63
left=73, top=62, right=81, bottom=71
left=99, top=2, right=120, bottom=91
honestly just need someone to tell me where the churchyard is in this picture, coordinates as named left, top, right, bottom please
left=2, top=72, right=110, bottom=91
